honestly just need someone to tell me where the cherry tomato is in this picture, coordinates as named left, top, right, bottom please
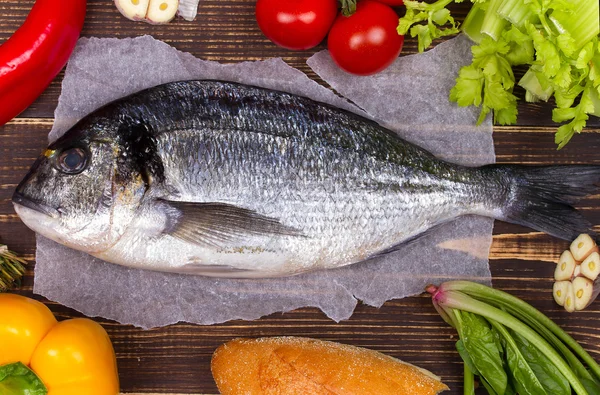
left=255, top=0, right=338, bottom=50
left=327, top=1, right=404, bottom=76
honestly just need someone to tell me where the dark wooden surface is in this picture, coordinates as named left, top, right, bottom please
left=1, top=1, right=599, bottom=394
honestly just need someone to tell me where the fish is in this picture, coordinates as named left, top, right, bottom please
left=12, top=80, right=600, bottom=278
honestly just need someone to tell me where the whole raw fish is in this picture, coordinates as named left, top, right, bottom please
left=12, top=81, right=600, bottom=277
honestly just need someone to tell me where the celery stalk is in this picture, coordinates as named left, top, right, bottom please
left=479, top=0, right=508, bottom=41
left=461, top=3, right=486, bottom=43
left=497, top=0, right=535, bottom=28
left=398, top=0, right=600, bottom=149
left=590, top=87, right=600, bottom=118
left=519, top=69, right=554, bottom=102
left=549, top=0, right=599, bottom=51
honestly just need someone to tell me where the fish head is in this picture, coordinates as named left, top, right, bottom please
left=12, top=119, right=148, bottom=254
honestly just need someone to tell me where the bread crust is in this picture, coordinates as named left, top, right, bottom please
left=211, top=337, right=449, bottom=395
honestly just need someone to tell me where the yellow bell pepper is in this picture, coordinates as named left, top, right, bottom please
left=0, top=293, right=119, bottom=395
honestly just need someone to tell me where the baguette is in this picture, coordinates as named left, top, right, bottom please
left=211, top=336, right=449, bottom=395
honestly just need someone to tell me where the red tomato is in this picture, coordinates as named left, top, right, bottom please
left=327, top=1, right=404, bottom=76
left=255, top=0, right=338, bottom=50
left=374, top=0, right=404, bottom=5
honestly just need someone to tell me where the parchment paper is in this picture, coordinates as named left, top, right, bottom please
left=178, top=0, right=201, bottom=21
left=34, top=35, right=494, bottom=329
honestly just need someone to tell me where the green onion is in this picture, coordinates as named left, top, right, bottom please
left=428, top=281, right=600, bottom=395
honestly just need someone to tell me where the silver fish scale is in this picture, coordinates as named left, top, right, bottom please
left=141, top=81, right=483, bottom=271
left=14, top=81, right=599, bottom=276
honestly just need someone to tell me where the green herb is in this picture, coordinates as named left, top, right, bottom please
left=426, top=281, right=600, bottom=395
left=0, top=245, right=27, bottom=292
left=398, top=0, right=600, bottom=149
left=457, top=311, right=507, bottom=394
left=0, top=362, right=47, bottom=395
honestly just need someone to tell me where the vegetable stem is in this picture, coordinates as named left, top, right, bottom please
left=460, top=3, right=485, bottom=43
left=549, top=0, right=600, bottom=51
left=0, top=362, right=48, bottom=395
left=463, top=362, right=475, bottom=395
left=435, top=289, right=588, bottom=395
left=497, top=0, right=535, bottom=27
left=0, top=245, right=27, bottom=292
left=518, top=69, right=554, bottom=102
left=479, top=0, right=508, bottom=41
left=339, top=0, right=357, bottom=17
left=477, top=293, right=595, bottom=382
left=439, top=280, right=600, bottom=381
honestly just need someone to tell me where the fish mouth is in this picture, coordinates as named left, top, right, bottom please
left=12, top=192, right=60, bottom=218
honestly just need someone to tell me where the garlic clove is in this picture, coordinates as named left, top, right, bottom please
left=553, top=281, right=570, bottom=306
left=554, top=250, right=577, bottom=281
left=572, top=277, right=596, bottom=311
left=564, top=282, right=576, bottom=313
left=146, top=0, right=179, bottom=24
left=581, top=252, right=600, bottom=281
left=115, top=0, right=151, bottom=21
left=574, top=264, right=581, bottom=278
left=569, top=234, right=598, bottom=261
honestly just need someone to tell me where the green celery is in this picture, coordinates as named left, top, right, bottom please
left=590, top=87, right=600, bottom=117
left=519, top=69, right=554, bottom=101
left=461, top=3, right=486, bottom=43
left=497, top=0, right=535, bottom=27
left=397, top=0, right=600, bottom=149
left=549, top=0, right=599, bottom=51
left=398, top=0, right=463, bottom=53
left=480, top=0, right=508, bottom=41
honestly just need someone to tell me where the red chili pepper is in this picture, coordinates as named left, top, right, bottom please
left=0, top=0, right=86, bottom=126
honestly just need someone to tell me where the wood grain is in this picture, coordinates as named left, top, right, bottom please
left=1, top=1, right=599, bottom=394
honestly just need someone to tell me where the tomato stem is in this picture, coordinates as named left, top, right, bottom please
left=339, top=0, right=357, bottom=16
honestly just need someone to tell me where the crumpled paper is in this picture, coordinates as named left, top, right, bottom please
left=178, top=0, right=201, bottom=21
left=34, top=35, right=494, bottom=329
left=307, top=35, right=494, bottom=165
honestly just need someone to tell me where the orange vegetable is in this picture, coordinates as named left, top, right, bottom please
left=0, top=293, right=119, bottom=395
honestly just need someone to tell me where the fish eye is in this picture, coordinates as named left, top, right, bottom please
left=56, top=147, right=88, bottom=174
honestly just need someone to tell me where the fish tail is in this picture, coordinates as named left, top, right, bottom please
left=489, top=164, right=600, bottom=240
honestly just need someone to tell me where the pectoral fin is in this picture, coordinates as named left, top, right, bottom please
left=162, top=200, right=302, bottom=248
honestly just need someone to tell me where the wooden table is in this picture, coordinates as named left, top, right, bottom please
left=1, top=1, right=599, bottom=393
